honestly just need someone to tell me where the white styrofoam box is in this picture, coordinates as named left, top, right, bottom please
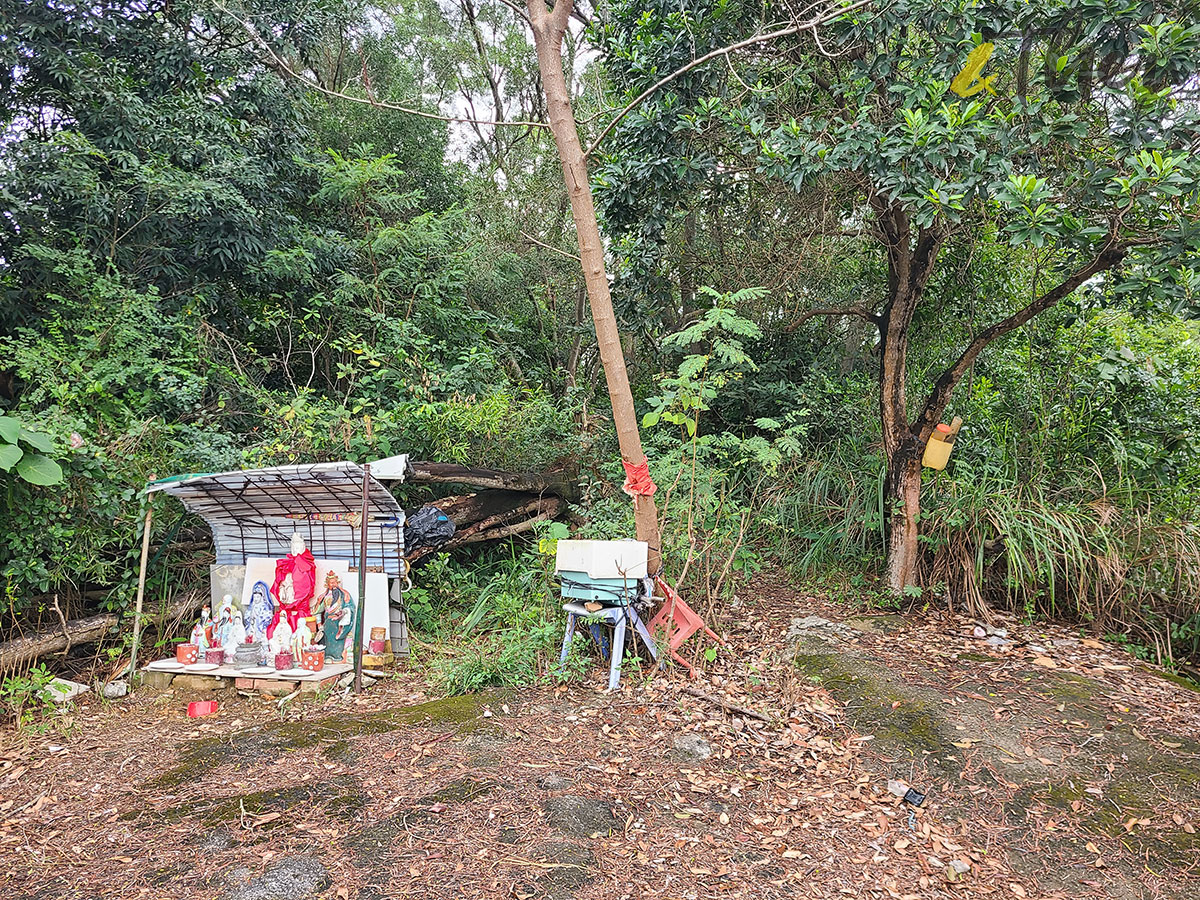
left=554, top=539, right=648, bottom=579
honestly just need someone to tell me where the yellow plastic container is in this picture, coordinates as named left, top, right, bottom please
left=922, top=437, right=953, bottom=470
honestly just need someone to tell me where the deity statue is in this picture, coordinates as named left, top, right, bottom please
left=291, top=615, right=318, bottom=659
left=313, top=572, right=355, bottom=663
left=215, top=594, right=246, bottom=653
left=266, top=533, right=317, bottom=640
left=190, top=604, right=213, bottom=651
left=269, top=615, right=293, bottom=658
left=246, top=580, right=274, bottom=650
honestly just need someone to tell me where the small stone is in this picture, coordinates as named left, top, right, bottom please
left=887, top=779, right=909, bottom=798
left=335, top=673, right=378, bottom=690
left=483, top=710, right=493, bottom=718
left=985, top=626, right=1009, bottom=638
left=537, top=773, right=574, bottom=791
left=222, top=856, right=330, bottom=900
left=972, top=625, right=987, bottom=638
left=42, top=678, right=89, bottom=704
left=948, top=859, right=971, bottom=877
left=985, top=635, right=1011, bottom=648
left=101, top=681, right=129, bottom=699
left=672, top=733, right=713, bottom=761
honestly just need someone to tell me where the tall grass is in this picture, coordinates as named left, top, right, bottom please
left=760, top=441, right=1200, bottom=669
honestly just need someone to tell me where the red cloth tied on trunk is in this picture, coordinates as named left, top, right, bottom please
left=266, top=548, right=317, bottom=638
left=621, top=459, right=657, bottom=498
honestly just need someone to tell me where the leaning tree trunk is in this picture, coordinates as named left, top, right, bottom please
left=527, top=0, right=662, bottom=572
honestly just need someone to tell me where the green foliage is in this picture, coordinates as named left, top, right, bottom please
left=0, top=416, right=63, bottom=486
left=0, top=665, right=62, bottom=731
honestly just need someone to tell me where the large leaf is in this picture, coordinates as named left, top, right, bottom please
left=0, top=416, right=18, bottom=445
left=18, top=428, right=54, bottom=454
left=0, top=443, right=22, bottom=472
left=16, top=453, right=63, bottom=486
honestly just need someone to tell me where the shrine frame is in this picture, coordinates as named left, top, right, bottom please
left=145, top=460, right=409, bottom=575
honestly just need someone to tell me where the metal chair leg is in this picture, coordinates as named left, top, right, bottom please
left=608, top=614, right=627, bottom=691
left=558, top=612, right=577, bottom=667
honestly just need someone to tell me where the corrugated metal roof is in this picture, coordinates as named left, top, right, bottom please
left=147, top=462, right=406, bottom=575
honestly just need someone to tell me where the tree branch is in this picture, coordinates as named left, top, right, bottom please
left=583, top=0, right=876, bottom=159
left=212, top=2, right=547, bottom=130
left=520, top=230, right=581, bottom=261
left=912, top=242, right=1129, bottom=439
left=783, top=305, right=878, bottom=332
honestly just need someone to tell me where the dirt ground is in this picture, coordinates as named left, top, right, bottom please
left=2, top=571, right=1198, bottom=900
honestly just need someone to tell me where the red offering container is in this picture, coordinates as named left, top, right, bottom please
left=187, top=700, right=219, bottom=717
left=274, top=651, right=293, bottom=670
left=300, top=648, right=325, bottom=672
left=204, top=647, right=225, bottom=666
left=177, top=643, right=199, bottom=664
left=368, top=639, right=386, bottom=654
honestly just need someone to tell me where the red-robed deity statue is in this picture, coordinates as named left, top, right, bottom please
left=266, top=533, right=317, bottom=639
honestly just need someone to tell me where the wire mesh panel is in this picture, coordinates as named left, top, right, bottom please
left=148, top=462, right=406, bottom=575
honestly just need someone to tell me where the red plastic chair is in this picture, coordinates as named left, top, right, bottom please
left=646, top=576, right=724, bottom=674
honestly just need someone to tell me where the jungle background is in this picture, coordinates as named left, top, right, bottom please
left=2, top=0, right=1199, bottom=710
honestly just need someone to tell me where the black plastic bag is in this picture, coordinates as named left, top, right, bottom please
left=404, top=505, right=456, bottom=554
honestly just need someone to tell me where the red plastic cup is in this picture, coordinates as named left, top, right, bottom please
left=187, top=700, right=219, bottom=717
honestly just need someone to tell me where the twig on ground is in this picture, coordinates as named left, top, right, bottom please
left=680, top=685, right=772, bottom=722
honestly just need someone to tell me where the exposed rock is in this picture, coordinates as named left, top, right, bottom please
left=223, top=857, right=330, bottom=900
left=542, top=795, right=618, bottom=837
left=672, top=732, right=713, bottom=761
left=42, top=678, right=89, bottom=704
left=532, top=842, right=595, bottom=893
left=785, top=616, right=861, bottom=647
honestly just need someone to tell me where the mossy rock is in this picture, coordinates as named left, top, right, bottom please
left=152, top=693, right=493, bottom=788
left=129, top=781, right=366, bottom=827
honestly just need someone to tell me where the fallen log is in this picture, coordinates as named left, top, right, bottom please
left=409, top=495, right=566, bottom=561
left=0, top=590, right=206, bottom=673
left=408, top=461, right=579, bottom=501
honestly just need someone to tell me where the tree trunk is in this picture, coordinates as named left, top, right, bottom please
left=526, top=0, right=662, bottom=572
left=884, top=449, right=922, bottom=593
left=872, top=204, right=944, bottom=594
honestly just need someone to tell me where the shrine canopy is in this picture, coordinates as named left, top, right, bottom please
left=146, top=459, right=411, bottom=576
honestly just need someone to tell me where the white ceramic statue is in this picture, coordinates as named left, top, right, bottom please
left=215, top=594, right=246, bottom=653
left=270, top=615, right=293, bottom=657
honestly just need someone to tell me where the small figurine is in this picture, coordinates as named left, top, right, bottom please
left=215, top=594, right=246, bottom=653
left=290, top=615, right=318, bottom=659
left=190, top=604, right=212, bottom=652
left=314, top=572, right=356, bottom=663
left=246, top=580, right=274, bottom=650
left=269, top=615, right=293, bottom=658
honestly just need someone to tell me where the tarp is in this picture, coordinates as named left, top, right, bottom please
left=147, top=462, right=407, bottom=575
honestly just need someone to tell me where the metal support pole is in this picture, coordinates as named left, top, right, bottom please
left=129, top=500, right=154, bottom=682
left=354, top=464, right=370, bottom=693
